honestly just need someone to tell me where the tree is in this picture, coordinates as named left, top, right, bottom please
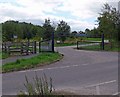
left=56, top=20, right=71, bottom=42
left=71, top=31, right=77, bottom=37
left=2, top=20, right=45, bottom=42
left=97, top=3, right=120, bottom=41
left=42, top=19, right=54, bottom=40
left=85, top=28, right=90, bottom=33
left=2, top=21, right=15, bottom=41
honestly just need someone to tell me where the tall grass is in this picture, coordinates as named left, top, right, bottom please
left=18, top=73, right=54, bottom=96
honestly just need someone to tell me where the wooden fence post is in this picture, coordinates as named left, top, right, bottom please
left=39, top=41, right=41, bottom=53
left=26, top=41, right=29, bottom=55
left=52, top=32, right=54, bottom=52
left=8, top=46, right=10, bottom=55
left=34, top=41, right=36, bottom=54
left=77, top=41, right=79, bottom=49
left=21, top=42, right=23, bottom=54
left=101, top=34, right=104, bottom=50
left=4, top=43, right=7, bottom=53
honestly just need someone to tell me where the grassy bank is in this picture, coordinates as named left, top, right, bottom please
left=2, top=52, right=63, bottom=73
left=77, top=43, right=119, bottom=52
left=0, top=52, right=9, bottom=59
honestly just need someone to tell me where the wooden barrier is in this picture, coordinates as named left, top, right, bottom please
left=2, top=41, right=37, bottom=55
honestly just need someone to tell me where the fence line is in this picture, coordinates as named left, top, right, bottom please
left=2, top=41, right=37, bottom=55
left=2, top=40, right=53, bottom=55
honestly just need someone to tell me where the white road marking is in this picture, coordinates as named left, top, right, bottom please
left=113, top=92, right=120, bottom=95
left=82, top=64, right=88, bottom=66
left=18, top=63, right=88, bottom=73
left=84, top=80, right=117, bottom=88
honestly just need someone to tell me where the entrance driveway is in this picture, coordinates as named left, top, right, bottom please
left=2, top=46, right=118, bottom=95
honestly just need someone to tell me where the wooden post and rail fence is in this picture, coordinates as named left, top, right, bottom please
left=2, top=39, right=54, bottom=55
left=2, top=41, right=37, bottom=55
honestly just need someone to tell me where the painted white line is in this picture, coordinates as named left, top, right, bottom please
left=113, top=92, right=120, bottom=95
left=82, top=64, right=88, bottom=66
left=84, top=80, right=117, bottom=88
left=18, top=64, right=86, bottom=73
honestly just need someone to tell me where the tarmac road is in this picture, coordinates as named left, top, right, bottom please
left=2, top=46, right=118, bottom=95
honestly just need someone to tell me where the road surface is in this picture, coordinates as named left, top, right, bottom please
left=2, top=46, right=118, bottom=95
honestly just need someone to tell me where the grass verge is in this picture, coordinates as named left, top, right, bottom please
left=0, top=52, right=9, bottom=59
left=76, top=43, right=119, bottom=52
left=2, top=52, right=63, bottom=73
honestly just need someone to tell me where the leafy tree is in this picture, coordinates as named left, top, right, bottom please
left=71, top=31, right=77, bottom=38
left=2, top=21, right=14, bottom=41
left=85, top=28, right=90, bottom=33
left=97, top=3, right=120, bottom=41
left=2, top=20, right=44, bottom=42
left=56, top=20, right=71, bottom=42
left=42, top=19, right=54, bottom=40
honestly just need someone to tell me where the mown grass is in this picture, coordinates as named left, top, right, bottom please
left=2, top=52, right=63, bottom=73
left=77, top=42, right=119, bottom=52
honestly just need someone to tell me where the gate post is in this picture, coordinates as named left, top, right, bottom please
left=77, top=41, right=79, bottom=49
left=21, top=42, right=23, bottom=54
left=39, top=41, right=41, bottom=53
left=101, top=34, right=104, bottom=50
left=26, top=41, right=29, bottom=55
left=52, top=32, right=54, bottom=52
left=34, top=41, right=36, bottom=54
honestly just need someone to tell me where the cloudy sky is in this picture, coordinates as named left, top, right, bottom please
left=0, top=0, right=119, bottom=31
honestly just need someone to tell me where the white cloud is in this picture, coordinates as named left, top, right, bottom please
left=0, top=0, right=119, bottom=31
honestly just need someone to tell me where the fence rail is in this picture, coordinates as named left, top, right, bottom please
left=39, top=40, right=53, bottom=52
left=2, top=41, right=37, bottom=55
left=2, top=40, right=54, bottom=55
left=76, top=40, right=110, bottom=50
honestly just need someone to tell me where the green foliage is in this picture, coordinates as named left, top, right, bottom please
left=97, top=3, right=120, bottom=40
left=0, top=52, right=9, bottom=59
left=55, top=20, right=71, bottom=42
left=18, top=73, right=54, bottom=96
left=16, top=59, right=21, bottom=64
left=2, top=52, right=62, bottom=73
left=2, top=19, right=71, bottom=42
left=42, top=19, right=55, bottom=40
left=86, top=28, right=101, bottom=38
left=85, top=3, right=120, bottom=41
left=77, top=42, right=119, bottom=52
left=2, top=21, right=43, bottom=42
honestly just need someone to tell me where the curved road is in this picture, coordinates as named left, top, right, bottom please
left=2, top=46, right=118, bottom=95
